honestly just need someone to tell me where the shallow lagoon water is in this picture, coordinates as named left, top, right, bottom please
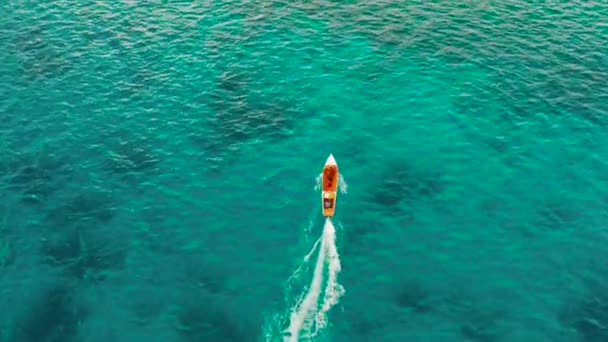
left=1, top=1, right=607, bottom=341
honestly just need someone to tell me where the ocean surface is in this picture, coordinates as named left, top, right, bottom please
left=1, top=1, right=607, bottom=341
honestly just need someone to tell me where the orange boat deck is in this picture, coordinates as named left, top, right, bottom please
left=322, top=165, right=338, bottom=192
left=322, top=164, right=338, bottom=216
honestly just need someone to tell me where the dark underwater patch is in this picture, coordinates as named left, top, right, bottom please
left=560, top=295, right=608, bottom=342
left=237, top=102, right=296, bottom=139
left=557, top=269, right=608, bottom=342
left=457, top=307, right=504, bottom=342
left=217, top=70, right=249, bottom=94
left=209, top=102, right=296, bottom=144
left=8, top=164, right=53, bottom=199
left=0, top=235, right=16, bottom=269
left=41, top=189, right=125, bottom=281
left=2, top=151, right=71, bottom=204
left=366, top=160, right=445, bottom=215
left=394, top=281, right=432, bottom=314
left=128, top=287, right=168, bottom=327
left=208, top=70, right=249, bottom=118
left=184, top=265, right=226, bottom=295
left=18, top=49, right=69, bottom=81
left=104, top=138, right=161, bottom=175
left=460, top=323, right=499, bottom=342
left=173, top=297, right=248, bottom=342
left=191, top=71, right=298, bottom=171
left=15, top=282, right=87, bottom=342
left=528, top=200, right=582, bottom=237
left=41, top=224, right=127, bottom=281
left=15, top=27, right=48, bottom=53
left=14, top=25, right=70, bottom=81
left=539, top=203, right=580, bottom=227
left=45, top=190, right=116, bottom=227
left=417, top=287, right=508, bottom=342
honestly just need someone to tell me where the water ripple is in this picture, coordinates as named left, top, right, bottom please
left=1, top=1, right=607, bottom=341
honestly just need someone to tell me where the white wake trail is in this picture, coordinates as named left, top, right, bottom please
left=315, top=173, right=323, bottom=191
left=284, top=218, right=344, bottom=341
left=286, top=226, right=328, bottom=341
left=263, top=174, right=345, bottom=342
left=316, top=219, right=344, bottom=331
left=285, top=237, right=321, bottom=286
left=338, top=174, right=348, bottom=194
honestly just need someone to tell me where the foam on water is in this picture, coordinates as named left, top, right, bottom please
left=282, top=218, right=344, bottom=341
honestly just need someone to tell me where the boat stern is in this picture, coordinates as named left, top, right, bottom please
left=322, top=191, right=336, bottom=217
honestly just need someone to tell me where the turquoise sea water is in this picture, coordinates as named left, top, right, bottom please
left=1, top=1, right=608, bottom=341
